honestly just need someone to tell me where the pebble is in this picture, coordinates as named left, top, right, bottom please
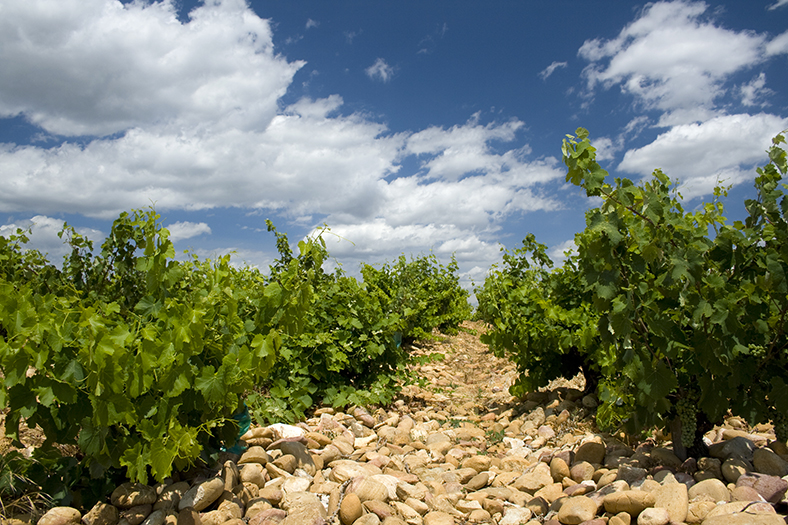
left=38, top=507, right=81, bottom=525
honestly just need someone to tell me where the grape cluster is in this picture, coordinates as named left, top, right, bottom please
left=676, top=398, right=697, bottom=448
left=773, top=410, right=788, bottom=443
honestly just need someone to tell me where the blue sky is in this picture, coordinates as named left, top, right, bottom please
left=1, top=0, right=787, bottom=293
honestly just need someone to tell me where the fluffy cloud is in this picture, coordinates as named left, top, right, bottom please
left=767, top=30, right=788, bottom=55
left=0, top=97, right=404, bottom=220
left=739, top=73, right=773, bottom=107
left=0, top=0, right=301, bottom=137
left=618, top=113, right=788, bottom=199
left=167, top=221, right=211, bottom=242
left=579, top=0, right=781, bottom=126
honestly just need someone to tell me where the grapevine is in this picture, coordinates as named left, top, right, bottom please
left=482, top=128, right=788, bottom=455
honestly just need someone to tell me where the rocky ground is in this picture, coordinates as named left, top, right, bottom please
left=15, top=322, right=788, bottom=525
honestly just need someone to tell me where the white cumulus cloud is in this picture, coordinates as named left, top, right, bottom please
left=167, top=221, right=211, bottom=242
left=578, top=0, right=777, bottom=126
left=618, top=113, right=788, bottom=199
left=0, top=0, right=302, bottom=137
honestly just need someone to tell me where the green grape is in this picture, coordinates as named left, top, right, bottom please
left=676, top=398, right=697, bottom=449
left=773, top=411, right=788, bottom=443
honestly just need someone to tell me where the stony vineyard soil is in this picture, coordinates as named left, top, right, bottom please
left=13, top=322, right=788, bottom=525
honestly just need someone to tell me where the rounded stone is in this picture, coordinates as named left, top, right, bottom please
left=82, top=502, right=119, bottom=525
left=753, top=447, right=788, bottom=476
left=550, top=457, right=571, bottom=482
left=339, top=493, right=362, bottom=525
left=119, top=504, right=152, bottom=525
left=247, top=508, right=286, bottom=525
left=556, top=495, right=596, bottom=524
left=154, top=481, right=190, bottom=511
left=603, top=490, right=655, bottom=516
left=686, top=501, right=716, bottom=523
left=39, top=507, right=81, bottom=525
left=348, top=477, right=389, bottom=503
left=635, top=507, right=669, bottom=525
left=238, top=446, right=271, bottom=465
left=704, top=500, right=777, bottom=519
left=353, top=515, right=381, bottom=525
left=512, top=462, right=553, bottom=492
left=736, top=472, right=788, bottom=503
left=498, top=507, right=532, bottom=525
left=179, top=478, right=225, bottom=512
left=721, top=457, right=751, bottom=483
left=139, top=510, right=166, bottom=525
left=362, top=500, right=395, bottom=521
left=569, top=461, right=595, bottom=483
left=688, top=478, right=730, bottom=503
left=422, top=511, right=454, bottom=525
left=730, top=485, right=761, bottom=501
left=461, top=455, right=492, bottom=473
left=273, top=454, right=297, bottom=474
left=111, top=484, right=158, bottom=509
left=652, top=482, right=687, bottom=523
left=575, top=440, right=606, bottom=465
left=464, top=472, right=489, bottom=491
left=176, top=508, right=199, bottom=525
left=708, top=436, right=756, bottom=462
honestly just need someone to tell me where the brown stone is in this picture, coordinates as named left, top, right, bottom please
left=752, top=447, right=788, bottom=477
left=685, top=501, right=715, bottom=524
left=238, top=446, right=271, bottom=465
left=574, top=440, right=606, bottom=465
left=688, top=478, right=730, bottom=502
left=363, top=500, right=395, bottom=521
left=176, top=508, right=200, bottom=525
left=112, top=484, right=158, bottom=509
left=82, top=503, right=118, bottom=525
left=569, top=461, right=595, bottom=482
left=339, top=493, right=362, bottom=525
left=154, top=482, right=190, bottom=512
left=550, top=457, right=570, bottom=482
left=526, top=496, right=549, bottom=516
left=461, top=455, right=491, bottom=473
left=512, top=462, right=553, bottom=492
left=258, top=487, right=284, bottom=506
left=721, top=457, right=751, bottom=483
left=118, top=505, right=151, bottom=525
left=421, top=511, right=454, bottom=525
left=736, top=472, right=788, bottom=503
left=556, top=495, right=596, bottom=524
left=180, top=478, right=225, bottom=512
left=652, top=481, right=687, bottom=523
left=602, top=490, right=654, bottom=516
left=464, top=472, right=489, bottom=491
left=39, top=508, right=82, bottom=525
